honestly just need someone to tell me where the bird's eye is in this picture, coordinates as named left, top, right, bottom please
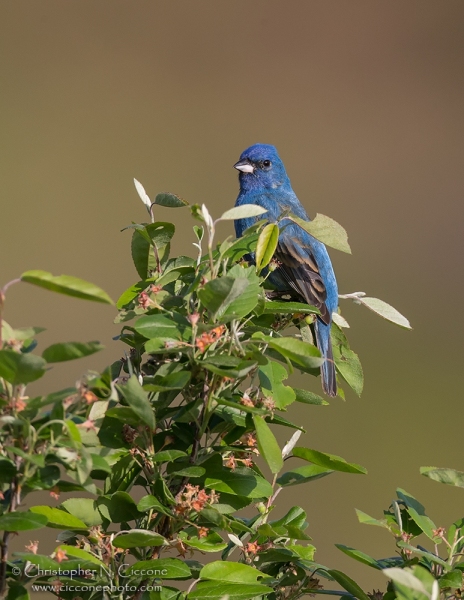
left=262, top=160, right=271, bottom=168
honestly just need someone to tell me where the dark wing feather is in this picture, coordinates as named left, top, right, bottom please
left=274, top=236, right=330, bottom=325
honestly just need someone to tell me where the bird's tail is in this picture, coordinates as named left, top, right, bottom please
left=315, top=320, right=337, bottom=397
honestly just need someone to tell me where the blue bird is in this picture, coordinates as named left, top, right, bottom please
left=233, top=144, right=338, bottom=397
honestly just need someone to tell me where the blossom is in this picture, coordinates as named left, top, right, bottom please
left=25, top=540, right=39, bottom=554
left=54, top=548, right=68, bottom=563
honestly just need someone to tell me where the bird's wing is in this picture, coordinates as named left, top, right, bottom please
left=274, top=235, right=330, bottom=324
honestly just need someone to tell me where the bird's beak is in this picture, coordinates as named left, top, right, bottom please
left=234, top=159, right=255, bottom=174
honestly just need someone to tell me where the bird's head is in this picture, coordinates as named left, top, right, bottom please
left=234, top=144, right=289, bottom=192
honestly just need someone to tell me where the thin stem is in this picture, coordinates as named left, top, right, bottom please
left=186, top=579, right=200, bottom=595
left=0, top=473, right=20, bottom=596
left=0, top=278, right=22, bottom=349
left=1, top=278, right=21, bottom=295
left=151, top=242, right=162, bottom=274
left=207, top=238, right=215, bottom=276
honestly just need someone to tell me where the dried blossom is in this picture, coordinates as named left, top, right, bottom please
left=195, top=325, right=226, bottom=353
left=50, top=487, right=60, bottom=501
left=243, top=541, right=260, bottom=555
left=175, top=484, right=219, bottom=515
left=240, top=393, right=255, bottom=407
left=197, top=527, right=209, bottom=538
left=78, top=419, right=97, bottom=432
left=225, top=455, right=237, bottom=470
left=54, top=548, right=68, bottom=563
left=25, top=540, right=39, bottom=554
left=367, top=591, right=384, bottom=600
left=122, top=424, right=138, bottom=444
left=187, top=312, right=200, bottom=326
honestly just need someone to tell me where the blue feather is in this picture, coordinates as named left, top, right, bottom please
left=234, top=144, right=338, bottom=396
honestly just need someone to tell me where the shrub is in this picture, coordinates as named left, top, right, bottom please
left=0, top=182, right=417, bottom=600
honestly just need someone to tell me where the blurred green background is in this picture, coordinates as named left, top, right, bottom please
left=2, top=0, right=464, bottom=592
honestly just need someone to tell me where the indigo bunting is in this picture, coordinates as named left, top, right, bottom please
left=233, top=144, right=338, bottom=397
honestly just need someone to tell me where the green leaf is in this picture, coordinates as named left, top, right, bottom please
left=7, top=447, right=45, bottom=467
left=289, top=213, right=351, bottom=254
left=144, top=371, right=191, bottom=393
left=0, top=511, right=48, bottom=531
left=0, top=459, right=17, bottom=483
left=420, top=466, right=464, bottom=488
left=155, top=192, right=189, bottom=208
left=294, top=388, right=328, bottom=406
left=181, top=532, right=227, bottom=552
left=219, top=205, right=268, bottom=221
left=258, top=361, right=296, bottom=409
left=25, top=465, right=60, bottom=490
left=253, top=332, right=324, bottom=370
left=61, top=498, right=103, bottom=527
left=98, top=491, right=143, bottom=523
left=12, top=553, right=59, bottom=573
left=116, top=278, right=156, bottom=309
left=55, top=545, right=105, bottom=566
left=331, top=323, right=364, bottom=396
left=135, top=313, right=191, bottom=341
left=292, top=447, right=367, bottom=474
left=198, top=277, right=249, bottom=319
left=214, top=492, right=253, bottom=514
left=439, top=570, right=462, bottom=589
left=359, top=297, right=411, bottom=329
left=188, top=581, right=272, bottom=600
left=328, top=570, right=371, bottom=600
left=137, top=495, right=173, bottom=516
left=355, top=509, right=388, bottom=528
left=42, top=341, right=104, bottom=362
left=288, top=544, right=316, bottom=560
left=256, top=223, right=279, bottom=271
left=200, top=560, right=264, bottom=583
left=117, top=375, right=155, bottom=430
left=153, top=450, right=188, bottom=464
left=272, top=505, right=308, bottom=529
left=332, top=312, right=350, bottom=328
left=131, top=222, right=175, bottom=279
left=113, top=529, right=167, bottom=549
left=382, top=567, right=430, bottom=596
left=203, top=359, right=257, bottom=379
left=396, top=543, right=449, bottom=569
left=128, top=558, right=191, bottom=580
left=283, top=525, right=311, bottom=541
left=221, top=232, right=259, bottom=262
left=29, top=506, right=87, bottom=530
left=277, top=464, right=333, bottom=487
left=0, top=350, right=46, bottom=384
left=204, top=466, right=273, bottom=498
left=90, top=454, right=112, bottom=477
left=253, top=415, right=283, bottom=474
left=396, top=488, right=437, bottom=540
left=21, top=270, right=113, bottom=304
left=335, top=544, right=381, bottom=569
left=1, top=323, right=45, bottom=343
left=167, top=465, right=205, bottom=478
left=6, top=585, right=29, bottom=600
left=262, top=301, right=321, bottom=315
left=221, top=266, right=261, bottom=319
left=193, top=225, right=204, bottom=241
